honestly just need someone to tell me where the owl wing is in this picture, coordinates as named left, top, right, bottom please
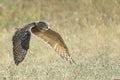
left=32, top=29, right=75, bottom=64
left=12, top=29, right=31, bottom=65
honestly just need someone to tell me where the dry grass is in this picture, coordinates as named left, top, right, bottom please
left=0, top=0, right=120, bottom=80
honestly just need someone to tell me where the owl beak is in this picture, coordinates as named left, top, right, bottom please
left=43, top=27, right=49, bottom=30
left=47, top=25, right=50, bottom=29
left=44, top=25, right=50, bottom=30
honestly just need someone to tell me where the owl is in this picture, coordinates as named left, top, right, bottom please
left=12, top=21, right=75, bottom=65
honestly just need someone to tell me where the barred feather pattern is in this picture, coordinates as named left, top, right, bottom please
left=12, top=26, right=32, bottom=65
left=32, top=29, right=75, bottom=64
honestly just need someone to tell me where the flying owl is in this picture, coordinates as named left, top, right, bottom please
left=12, top=21, right=75, bottom=65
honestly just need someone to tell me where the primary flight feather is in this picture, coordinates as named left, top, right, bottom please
left=12, top=21, right=75, bottom=65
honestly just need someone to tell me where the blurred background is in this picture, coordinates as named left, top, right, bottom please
left=0, top=0, right=120, bottom=80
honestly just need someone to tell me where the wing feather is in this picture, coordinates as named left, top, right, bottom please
left=32, top=29, right=75, bottom=63
left=12, top=29, right=31, bottom=65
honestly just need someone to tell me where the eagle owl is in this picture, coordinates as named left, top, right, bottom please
left=12, top=21, right=75, bottom=65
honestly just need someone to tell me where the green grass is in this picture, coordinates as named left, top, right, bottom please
left=0, top=0, right=120, bottom=80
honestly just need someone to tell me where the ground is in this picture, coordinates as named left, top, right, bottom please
left=0, top=0, right=120, bottom=80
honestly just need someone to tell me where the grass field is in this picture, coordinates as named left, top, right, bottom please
left=0, top=0, right=120, bottom=80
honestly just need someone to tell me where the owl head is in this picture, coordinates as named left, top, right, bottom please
left=34, top=21, right=50, bottom=32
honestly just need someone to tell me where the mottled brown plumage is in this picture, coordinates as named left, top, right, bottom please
left=12, top=21, right=75, bottom=65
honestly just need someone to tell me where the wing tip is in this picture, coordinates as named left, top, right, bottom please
left=15, top=63, right=19, bottom=66
left=59, top=53, right=76, bottom=64
left=15, top=61, right=20, bottom=66
left=68, top=57, right=76, bottom=64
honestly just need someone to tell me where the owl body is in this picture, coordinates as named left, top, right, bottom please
left=12, top=21, right=75, bottom=65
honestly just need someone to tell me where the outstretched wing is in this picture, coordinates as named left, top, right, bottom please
left=12, top=29, right=31, bottom=65
left=32, top=29, right=75, bottom=63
